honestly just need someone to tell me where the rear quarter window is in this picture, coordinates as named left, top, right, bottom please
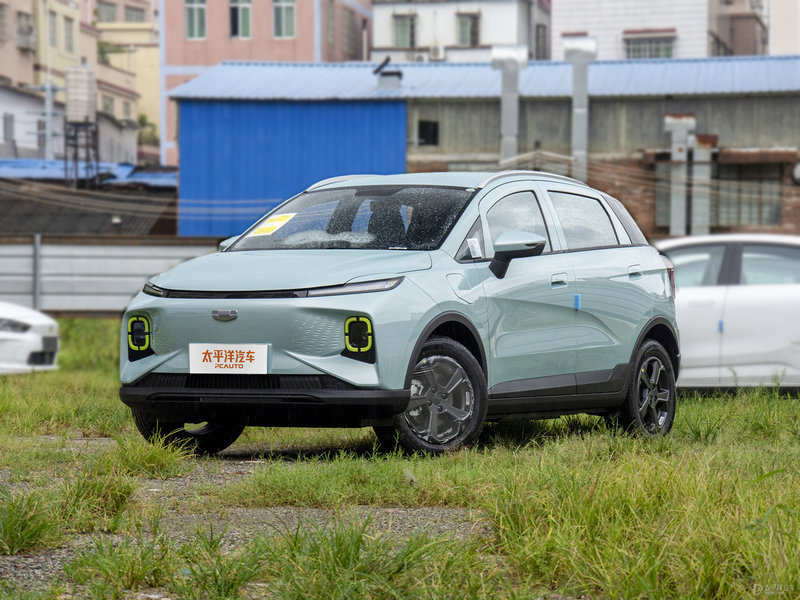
left=548, top=191, right=619, bottom=250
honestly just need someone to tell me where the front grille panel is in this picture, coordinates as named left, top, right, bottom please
left=28, top=352, right=56, bottom=366
left=130, top=373, right=357, bottom=391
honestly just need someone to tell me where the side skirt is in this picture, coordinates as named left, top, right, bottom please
left=487, top=363, right=632, bottom=417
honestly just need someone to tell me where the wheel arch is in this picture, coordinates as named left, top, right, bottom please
left=632, top=317, right=681, bottom=379
left=404, top=312, right=486, bottom=388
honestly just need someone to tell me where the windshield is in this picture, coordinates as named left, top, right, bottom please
left=230, top=185, right=475, bottom=251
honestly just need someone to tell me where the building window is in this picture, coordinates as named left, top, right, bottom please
left=230, top=0, right=250, bottom=38
left=274, top=0, right=294, bottom=38
left=418, top=120, right=438, bottom=146
left=64, top=16, right=74, bottom=53
left=625, top=37, right=673, bottom=59
left=327, top=0, right=335, bottom=45
left=3, top=113, right=14, bottom=143
left=709, top=32, right=732, bottom=56
left=186, top=0, right=206, bottom=39
left=125, top=6, right=145, bottom=22
left=393, top=14, right=415, bottom=48
left=713, top=164, right=782, bottom=227
left=102, top=95, right=115, bottom=116
left=457, top=14, right=479, bottom=47
left=123, top=101, right=131, bottom=119
left=97, top=1, right=117, bottom=22
left=342, top=7, right=357, bottom=58
left=16, top=11, right=34, bottom=49
left=535, top=24, right=549, bottom=59
left=48, top=10, right=57, bottom=47
left=0, top=4, right=8, bottom=42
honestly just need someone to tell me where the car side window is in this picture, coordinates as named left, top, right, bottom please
left=456, top=219, right=486, bottom=261
left=548, top=191, right=618, bottom=250
left=741, top=244, right=800, bottom=285
left=486, top=191, right=551, bottom=253
left=665, top=245, right=725, bottom=288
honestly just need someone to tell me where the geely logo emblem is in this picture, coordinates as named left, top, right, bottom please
left=212, top=310, right=237, bottom=322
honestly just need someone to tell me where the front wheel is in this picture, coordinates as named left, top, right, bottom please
left=614, top=339, right=677, bottom=436
left=374, top=336, right=487, bottom=453
left=131, top=409, right=245, bottom=455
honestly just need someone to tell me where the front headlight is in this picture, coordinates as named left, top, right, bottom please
left=307, top=277, right=404, bottom=297
left=142, top=281, right=166, bottom=297
left=0, top=318, right=31, bottom=333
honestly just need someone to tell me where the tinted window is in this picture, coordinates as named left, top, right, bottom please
left=741, top=244, right=800, bottom=285
left=549, top=191, right=618, bottom=250
left=486, top=191, right=551, bottom=252
left=231, top=186, right=473, bottom=251
left=665, top=245, right=725, bottom=288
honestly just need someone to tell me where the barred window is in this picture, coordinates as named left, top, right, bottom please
left=394, top=15, right=414, bottom=48
left=457, top=14, right=479, bottom=47
left=125, top=6, right=145, bottom=22
left=625, top=37, right=673, bottom=59
left=97, top=1, right=117, bottom=22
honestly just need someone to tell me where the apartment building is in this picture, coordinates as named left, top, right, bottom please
left=371, top=0, right=551, bottom=63
left=160, top=0, right=372, bottom=166
left=0, top=0, right=138, bottom=161
left=770, top=0, right=800, bottom=55
left=551, top=0, right=767, bottom=61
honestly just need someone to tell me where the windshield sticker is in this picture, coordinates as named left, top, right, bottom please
left=250, top=213, right=297, bottom=236
left=467, top=238, right=483, bottom=259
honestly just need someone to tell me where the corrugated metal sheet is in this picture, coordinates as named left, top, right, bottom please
left=169, top=55, right=800, bottom=101
left=178, top=100, right=407, bottom=236
left=0, top=240, right=214, bottom=311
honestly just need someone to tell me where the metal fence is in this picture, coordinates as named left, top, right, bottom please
left=0, top=236, right=217, bottom=314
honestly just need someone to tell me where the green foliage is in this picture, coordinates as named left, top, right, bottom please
left=0, top=487, right=58, bottom=555
left=260, top=517, right=507, bottom=600
left=168, top=526, right=265, bottom=600
left=66, top=514, right=177, bottom=598
left=55, top=470, right=135, bottom=533
left=96, top=434, right=194, bottom=480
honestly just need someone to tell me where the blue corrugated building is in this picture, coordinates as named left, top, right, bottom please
left=170, top=56, right=800, bottom=237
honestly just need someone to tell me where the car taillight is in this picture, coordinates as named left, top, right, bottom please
left=661, top=254, right=676, bottom=297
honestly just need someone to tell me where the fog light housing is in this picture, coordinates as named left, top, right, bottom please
left=342, top=316, right=375, bottom=363
left=127, top=315, right=154, bottom=361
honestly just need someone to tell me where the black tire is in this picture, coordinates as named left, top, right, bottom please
left=131, top=409, right=245, bottom=455
left=616, top=339, right=677, bottom=436
left=374, top=336, right=487, bottom=454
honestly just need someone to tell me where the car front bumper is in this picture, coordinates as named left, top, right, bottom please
left=119, top=373, right=410, bottom=427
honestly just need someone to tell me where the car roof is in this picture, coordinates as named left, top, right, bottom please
left=655, top=233, right=800, bottom=251
left=307, top=171, right=589, bottom=192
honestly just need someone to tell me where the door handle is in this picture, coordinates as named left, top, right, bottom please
left=550, top=273, right=568, bottom=288
left=628, top=265, right=643, bottom=279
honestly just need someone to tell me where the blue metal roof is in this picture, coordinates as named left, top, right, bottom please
left=169, top=55, right=800, bottom=101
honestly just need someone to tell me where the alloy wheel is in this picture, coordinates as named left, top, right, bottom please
left=637, top=356, right=672, bottom=434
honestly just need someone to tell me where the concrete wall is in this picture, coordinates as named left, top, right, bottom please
left=0, top=237, right=215, bottom=313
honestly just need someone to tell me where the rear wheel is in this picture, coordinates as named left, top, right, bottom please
left=614, top=339, right=676, bottom=436
left=374, top=336, right=487, bottom=453
left=131, top=409, right=245, bottom=455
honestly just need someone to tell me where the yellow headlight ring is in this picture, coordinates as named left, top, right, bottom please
left=344, top=316, right=373, bottom=353
left=127, top=316, right=150, bottom=352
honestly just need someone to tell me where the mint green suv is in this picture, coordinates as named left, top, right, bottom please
left=120, top=171, right=679, bottom=454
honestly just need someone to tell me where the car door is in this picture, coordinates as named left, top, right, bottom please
left=544, top=186, right=655, bottom=388
left=720, top=242, right=800, bottom=386
left=475, top=182, right=577, bottom=395
left=662, top=243, right=730, bottom=387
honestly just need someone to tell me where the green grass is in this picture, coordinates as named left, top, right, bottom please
left=1, top=318, right=800, bottom=598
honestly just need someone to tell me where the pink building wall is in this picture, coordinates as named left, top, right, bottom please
left=160, top=0, right=372, bottom=166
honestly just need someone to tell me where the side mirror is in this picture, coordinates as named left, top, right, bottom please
left=489, top=231, right=547, bottom=279
left=218, top=236, right=238, bottom=252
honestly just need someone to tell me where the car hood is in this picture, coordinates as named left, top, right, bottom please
left=152, top=250, right=433, bottom=292
left=0, top=301, right=57, bottom=327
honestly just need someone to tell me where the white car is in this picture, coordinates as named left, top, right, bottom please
left=0, top=301, right=59, bottom=375
left=656, top=234, right=800, bottom=388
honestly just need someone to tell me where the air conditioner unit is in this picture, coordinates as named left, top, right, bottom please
left=429, top=45, right=446, bottom=61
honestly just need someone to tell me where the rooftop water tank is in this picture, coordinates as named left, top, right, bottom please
left=65, top=64, right=97, bottom=123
